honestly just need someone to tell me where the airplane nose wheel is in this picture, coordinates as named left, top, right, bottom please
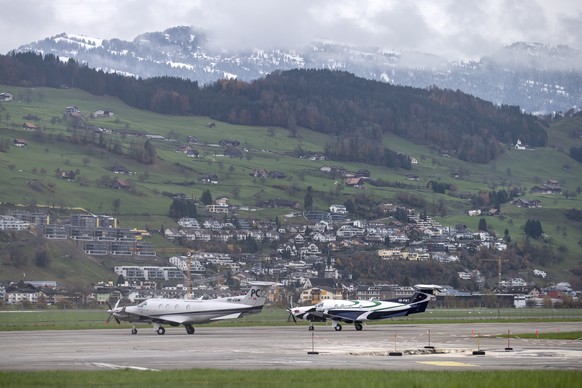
left=185, top=325, right=195, bottom=335
left=354, top=323, right=363, bottom=331
left=308, top=325, right=314, bottom=331
left=131, top=327, right=137, bottom=335
left=334, top=324, right=342, bottom=331
left=156, top=327, right=166, bottom=335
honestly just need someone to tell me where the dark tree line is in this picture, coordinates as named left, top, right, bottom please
left=569, top=146, right=582, bottom=164
left=0, top=52, right=549, bottom=164
left=524, top=219, right=544, bottom=239
left=168, top=198, right=197, bottom=219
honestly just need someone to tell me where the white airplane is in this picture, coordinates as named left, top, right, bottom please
left=106, top=281, right=276, bottom=335
left=288, top=284, right=441, bottom=331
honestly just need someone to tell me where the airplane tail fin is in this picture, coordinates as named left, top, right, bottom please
left=240, top=282, right=276, bottom=310
left=407, top=285, right=441, bottom=315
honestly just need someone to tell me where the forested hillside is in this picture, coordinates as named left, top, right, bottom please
left=0, top=52, right=547, bottom=164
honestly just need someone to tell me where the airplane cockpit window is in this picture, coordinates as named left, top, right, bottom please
left=138, top=302, right=147, bottom=308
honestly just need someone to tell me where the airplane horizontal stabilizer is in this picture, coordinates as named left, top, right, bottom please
left=210, top=312, right=242, bottom=321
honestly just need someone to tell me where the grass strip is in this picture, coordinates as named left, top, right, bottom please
left=1, top=370, right=581, bottom=388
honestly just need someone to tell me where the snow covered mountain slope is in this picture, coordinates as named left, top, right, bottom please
left=16, top=26, right=582, bottom=114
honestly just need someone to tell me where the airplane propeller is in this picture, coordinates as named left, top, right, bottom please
left=106, top=299, right=121, bottom=324
left=286, top=296, right=297, bottom=324
left=286, top=307, right=298, bottom=324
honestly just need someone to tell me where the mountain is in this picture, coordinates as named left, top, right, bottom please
left=16, top=26, right=582, bottom=114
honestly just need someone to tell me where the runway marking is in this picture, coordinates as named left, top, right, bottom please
left=417, top=361, right=477, bottom=367
left=81, top=362, right=160, bottom=371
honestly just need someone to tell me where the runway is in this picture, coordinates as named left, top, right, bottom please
left=1, top=322, right=581, bottom=371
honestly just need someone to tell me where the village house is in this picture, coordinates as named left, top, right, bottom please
left=111, top=179, right=130, bottom=190
left=344, top=177, right=364, bottom=187
left=12, top=138, right=27, bottom=147
left=202, top=174, right=219, bottom=184
left=0, top=92, right=13, bottom=101
left=329, top=204, right=348, bottom=214
left=22, top=122, right=38, bottom=130
left=64, top=106, right=80, bottom=116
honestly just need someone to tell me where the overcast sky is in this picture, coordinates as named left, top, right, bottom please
left=1, top=0, right=580, bottom=59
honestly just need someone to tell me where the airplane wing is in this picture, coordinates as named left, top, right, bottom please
left=156, top=315, right=194, bottom=324
left=323, top=309, right=366, bottom=322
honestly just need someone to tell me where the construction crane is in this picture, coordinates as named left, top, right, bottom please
left=480, top=256, right=509, bottom=288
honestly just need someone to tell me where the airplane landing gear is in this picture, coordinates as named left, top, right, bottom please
left=153, top=323, right=166, bottom=335
left=354, top=322, right=363, bottom=331
left=131, top=327, right=138, bottom=335
left=185, top=325, right=195, bottom=335
left=334, top=324, right=342, bottom=331
left=308, top=325, right=314, bottom=331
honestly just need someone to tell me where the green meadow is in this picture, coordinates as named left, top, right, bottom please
left=1, top=307, right=581, bottom=331
left=1, top=370, right=581, bottom=388
left=1, top=84, right=582, bottom=285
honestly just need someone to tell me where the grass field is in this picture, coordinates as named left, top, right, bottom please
left=1, top=370, right=581, bottom=388
left=1, top=307, right=581, bottom=331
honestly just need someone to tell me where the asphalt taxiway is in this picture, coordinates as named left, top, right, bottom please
left=0, top=322, right=581, bottom=371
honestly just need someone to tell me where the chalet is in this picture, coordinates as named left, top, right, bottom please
left=60, top=170, right=76, bottom=181
left=186, top=149, right=199, bottom=158
left=0, top=92, right=13, bottom=101
left=64, top=106, right=80, bottom=116
left=206, top=204, right=229, bottom=214
left=111, top=165, right=129, bottom=174
left=5, top=284, right=39, bottom=305
left=355, top=169, right=371, bottom=178
left=344, top=177, right=363, bottom=187
left=215, top=196, right=230, bottom=206
left=206, top=122, right=216, bottom=128
left=514, top=139, right=527, bottom=150
left=176, top=144, right=193, bottom=153
left=22, top=122, right=38, bottom=130
left=91, top=109, right=114, bottom=118
left=329, top=204, right=347, bottom=214
left=513, top=199, right=542, bottom=208
left=530, top=184, right=561, bottom=194
left=111, top=179, right=130, bottom=189
left=186, top=135, right=199, bottom=144
left=13, top=138, right=27, bottom=147
left=202, top=174, right=219, bottom=184
left=250, top=168, right=268, bottom=178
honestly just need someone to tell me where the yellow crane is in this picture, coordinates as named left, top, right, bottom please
left=480, top=256, right=509, bottom=288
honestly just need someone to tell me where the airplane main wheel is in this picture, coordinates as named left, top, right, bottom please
left=157, top=327, right=166, bottom=335
left=131, top=328, right=137, bottom=335
left=334, top=324, right=342, bottom=331
left=185, top=325, right=195, bottom=335
left=308, top=325, right=314, bottom=331
left=354, top=323, right=363, bottom=331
